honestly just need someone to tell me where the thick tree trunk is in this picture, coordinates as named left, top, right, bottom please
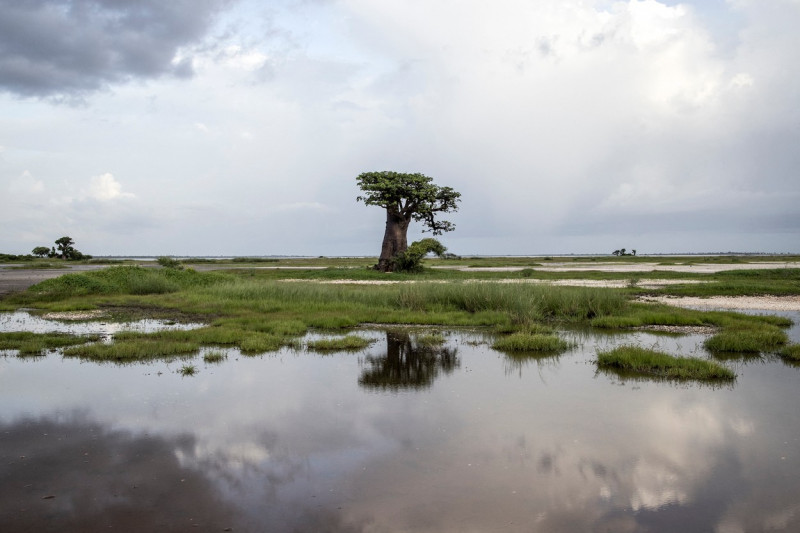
left=376, top=209, right=410, bottom=272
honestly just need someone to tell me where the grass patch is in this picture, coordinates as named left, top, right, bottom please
left=492, top=333, right=572, bottom=353
left=598, top=346, right=735, bottom=380
left=415, top=333, right=446, bottom=347
left=307, top=335, right=374, bottom=352
left=0, top=332, right=101, bottom=356
left=779, top=344, right=800, bottom=361
left=704, top=327, right=789, bottom=353
left=203, top=350, right=227, bottom=363
left=179, top=364, right=197, bottom=376
left=63, top=340, right=198, bottom=362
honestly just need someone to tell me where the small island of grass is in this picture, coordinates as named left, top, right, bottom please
left=597, top=345, right=735, bottom=381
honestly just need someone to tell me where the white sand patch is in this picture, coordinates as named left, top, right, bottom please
left=41, top=310, right=109, bottom=320
left=436, top=261, right=800, bottom=274
left=640, top=296, right=800, bottom=311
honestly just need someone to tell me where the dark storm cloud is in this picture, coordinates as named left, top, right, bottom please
left=0, top=0, right=231, bottom=97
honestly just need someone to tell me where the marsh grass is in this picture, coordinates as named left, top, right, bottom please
left=63, top=340, right=198, bottom=362
left=203, top=350, right=227, bottom=363
left=591, top=303, right=792, bottom=330
left=598, top=346, right=735, bottom=380
left=779, top=344, right=800, bottom=361
left=6, top=264, right=796, bottom=362
left=415, top=333, right=447, bottom=347
left=179, top=364, right=197, bottom=376
left=704, top=327, right=789, bottom=353
left=492, top=333, right=572, bottom=353
left=0, top=332, right=101, bottom=356
left=307, top=335, right=374, bottom=352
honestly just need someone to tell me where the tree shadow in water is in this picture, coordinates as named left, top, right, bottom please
left=358, top=330, right=459, bottom=391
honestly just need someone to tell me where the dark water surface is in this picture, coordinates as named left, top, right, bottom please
left=1, top=313, right=799, bottom=532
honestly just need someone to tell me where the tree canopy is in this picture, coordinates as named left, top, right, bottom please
left=356, top=171, right=461, bottom=235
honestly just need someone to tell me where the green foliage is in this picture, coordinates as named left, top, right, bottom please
left=203, top=350, right=227, bottom=363
left=598, top=346, right=735, bottom=380
left=31, top=246, right=50, bottom=258
left=157, top=256, right=184, bottom=270
left=356, top=171, right=461, bottom=235
left=179, top=364, right=197, bottom=376
left=492, top=333, right=572, bottom=353
left=415, top=333, right=446, bottom=347
left=704, top=327, right=788, bottom=353
left=393, top=238, right=448, bottom=273
left=307, top=335, right=374, bottom=352
left=0, top=332, right=101, bottom=356
left=64, top=340, right=199, bottom=361
left=50, top=236, right=90, bottom=260
left=780, top=344, right=800, bottom=361
left=19, top=266, right=224, bottom=300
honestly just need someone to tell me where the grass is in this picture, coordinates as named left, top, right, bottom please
left=0, top=332, right=101, bottom=356
left=3, top=261, right=796, bottom=361
left=415, top=333, right=447, bottom=347
left=704, top=327, right=789, bottom=353
left=591, top=303, right=792, bottom=330
left=492, top=333, right=572, bottom=353
left=307, top=335, right=374, bottom=352
left=203, top=350, right=227, bottom=363
left=779, top=344, right=800, bottom=361
left=179, top=364, right=197, bottom=376
left=597, top=346, right=735, bottom=380
left=63, top=339, right=199, bottom=362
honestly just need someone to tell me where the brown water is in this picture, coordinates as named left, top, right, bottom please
left=1, top=313, right=799, bottom=532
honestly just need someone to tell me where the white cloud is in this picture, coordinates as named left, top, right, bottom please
left=87, top=173, right=136, bottom=202
left=0, top=0, right=797, bottom=255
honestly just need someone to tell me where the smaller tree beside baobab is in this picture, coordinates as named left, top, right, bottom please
left=356, top=171, right=461, bottom=272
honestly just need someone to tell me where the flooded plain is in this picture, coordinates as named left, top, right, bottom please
left=1, top=311, right=799, bottom=532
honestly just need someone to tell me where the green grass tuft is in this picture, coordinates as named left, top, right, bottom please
left=179, top=364, right=197, bottom=376
left=307, top=335, right=374, bottom=352
left=779, top=344, right=800, bottom=361
left=63, top=340, right=198, bottom=362
left=598, top=346, right=735, bottom=380
left=203, top=350, right=227, bottom=363
left=492, top=333, right=572, bottom=353
left=415, top=333, right=446, bottom=347
left=703, top=327, right=788, bottom=353
left=0, top=332, right=101, bottom=356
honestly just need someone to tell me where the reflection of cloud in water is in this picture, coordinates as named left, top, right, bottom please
left=0, top=413, right=378, bottom=532
left=0, top=413, right=239, bottom=531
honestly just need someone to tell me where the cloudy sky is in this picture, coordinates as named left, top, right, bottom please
left=1, top=0, right=798, bottom=256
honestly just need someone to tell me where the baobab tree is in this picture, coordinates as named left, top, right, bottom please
left=356, top=171, right=461, bottom=272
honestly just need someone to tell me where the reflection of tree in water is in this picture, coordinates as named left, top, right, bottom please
left=359, top=331, right=459, bottom=390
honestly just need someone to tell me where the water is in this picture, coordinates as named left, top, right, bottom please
left=1, top=314, right=799, bottom=532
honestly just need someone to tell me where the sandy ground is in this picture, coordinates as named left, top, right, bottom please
left=639, top=295, right=800, bottom=311
left=2, top=262, right=798, bottom=311
left=434, top=261, right=800, bottom=273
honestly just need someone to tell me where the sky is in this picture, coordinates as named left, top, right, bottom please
left=1, top=0, right=798, bottom=256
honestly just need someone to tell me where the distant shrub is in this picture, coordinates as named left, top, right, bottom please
left=157, top=256, right=184, bottom=269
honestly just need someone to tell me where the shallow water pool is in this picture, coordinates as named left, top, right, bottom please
left=1, top=314, right=798, bottom=532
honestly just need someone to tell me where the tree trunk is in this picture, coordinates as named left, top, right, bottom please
left=376, top=209, right=410, bottom=272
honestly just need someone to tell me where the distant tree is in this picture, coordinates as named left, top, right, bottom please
left=54, top=236, right=75, bottom=259
left=612, top=250, right=621, bottom=256
left=52, top=236, right=89, bottom=260
left=356, top=171, right=461, bottom=272
left=31, top=246, right=50, bottom=258
left=631, top=249, right=637, bottom=256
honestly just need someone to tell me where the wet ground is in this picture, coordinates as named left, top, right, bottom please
left=1, top=311, right=798, bottom=532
